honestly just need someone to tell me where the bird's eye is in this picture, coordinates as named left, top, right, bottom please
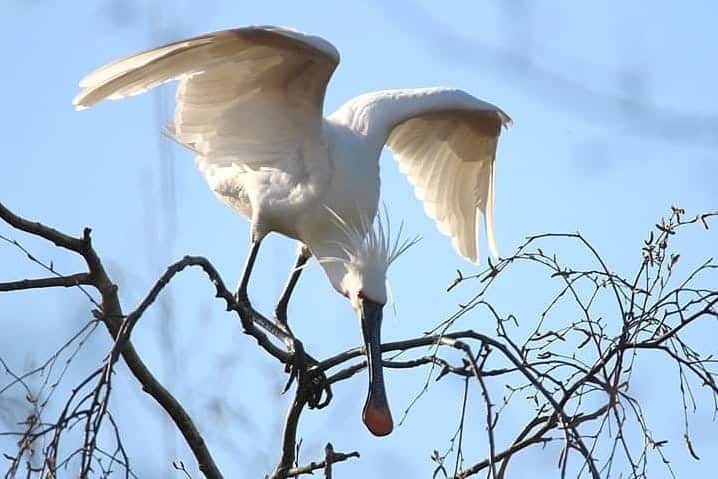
left=357, top=290, right=366, bottom=300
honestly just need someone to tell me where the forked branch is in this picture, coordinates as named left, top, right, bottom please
left=2, top=202, right=716, bottom=478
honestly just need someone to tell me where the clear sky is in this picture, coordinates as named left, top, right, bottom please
left=1, top=1, right=716, bottom=477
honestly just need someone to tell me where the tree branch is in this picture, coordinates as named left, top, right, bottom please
left=0, top=273, right=92, bottom=292
left=281, top=445, right=359, bottom=478
left=0, top=202, right=87, bottom=253
left=4, top=200, right=717, bottom=479
left=270, top=391, right=307, bottom=478
left=0, top=201, right=224, bottom=479
left=110, top=255, right=291, bottom=368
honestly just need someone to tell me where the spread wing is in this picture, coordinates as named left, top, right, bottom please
left=331, top=88, right=511, bottom=263
left=330, top=88, right=510, bottom=263
left=387, top=108, right=508, bottom=262
left=74, top=26, right=340, bottom=171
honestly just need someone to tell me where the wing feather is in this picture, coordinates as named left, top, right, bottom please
left=74, top=26, right=340, bottom=214
left=74, top=26, right=339, bottom=159
left=74, top=27, right=338, bottom=110
left=387, top=108, right=509, bottom=262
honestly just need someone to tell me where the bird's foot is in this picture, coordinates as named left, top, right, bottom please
left=282, top=338, right=332, bottom=409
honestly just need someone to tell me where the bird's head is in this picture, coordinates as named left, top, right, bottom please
left=317, top=208, right=419, bottom=436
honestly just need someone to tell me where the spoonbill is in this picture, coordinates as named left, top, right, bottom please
left=73, top=26, right=511, bottom=436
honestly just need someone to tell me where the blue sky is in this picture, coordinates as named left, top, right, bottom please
left=1, top=1, right=716, bottom=477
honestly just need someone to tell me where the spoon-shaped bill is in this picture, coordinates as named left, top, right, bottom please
left=360, top=298, right=393, bottom=436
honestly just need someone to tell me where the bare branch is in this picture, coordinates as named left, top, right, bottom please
left=281, top=445, right=359, bottom=478
left=3, top=200, right=717, bottom=478
left=0, top=273, right=93, bottom=292
left=0, top=201, right=224, bottom=479
left=111, top=255, right=292, bottom=368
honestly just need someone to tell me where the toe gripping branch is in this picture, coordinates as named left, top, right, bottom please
left=235, top=294, right=332, bottom=409
left=283, top=338, right=333, bottom=409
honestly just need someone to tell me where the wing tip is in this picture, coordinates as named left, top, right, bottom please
left=466, top=251, right=479, bottom=265
left=73, top=94, right=89, bottom=111
left=455, top=239, right=498, bottom=266
left=73, top=88, right=98, bottom=110
left=454, top=208, right=499, bottom=266
left=498, top=111, right=513, bottom=130
left=487, top=232, right=499, bottom=262
left=451, top=234, right=478, bottom=265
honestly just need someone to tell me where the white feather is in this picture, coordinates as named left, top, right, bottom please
left=320, top=206, right=420, bottom=306
left=329, top=88, right=510, bottom=262
left=74, top=26, right=510, bottom=304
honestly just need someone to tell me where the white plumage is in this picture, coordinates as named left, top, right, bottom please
left=74, top=26, right=511, bottom=437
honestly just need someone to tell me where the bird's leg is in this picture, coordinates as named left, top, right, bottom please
left=234, top=239, right=306, bottom=354
left=235, top=241, right=332, bottom=409
left=272, top=247, right=332, bottom=409
left=274, top=246, right=311, bottom=331
left=236, top=239, right=262, bottom=305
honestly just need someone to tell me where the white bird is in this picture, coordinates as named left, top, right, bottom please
left=73, top=26, right=511, bottom=436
